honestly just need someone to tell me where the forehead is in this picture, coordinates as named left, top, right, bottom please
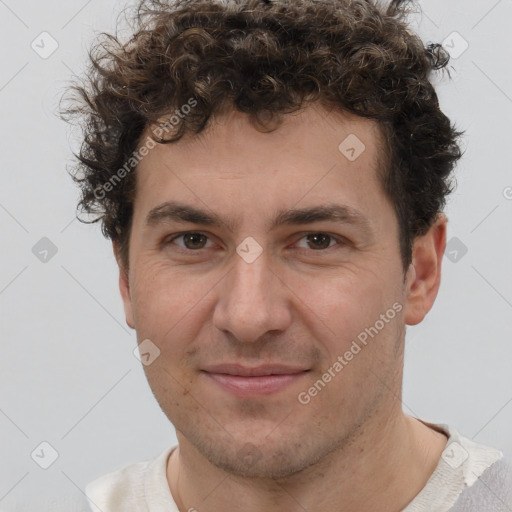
left=132, top=106, right=390, bottom=228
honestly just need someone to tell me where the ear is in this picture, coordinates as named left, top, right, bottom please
left=113, top=242, right=135, bottom=329
left=403, top=213, right=447, bottom=326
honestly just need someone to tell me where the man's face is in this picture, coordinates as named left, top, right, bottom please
left=118, top=106, right=417, bottom=478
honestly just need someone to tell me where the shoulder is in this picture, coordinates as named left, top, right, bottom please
left=485, top=455, right=512, bottom=486
left=450, top=456, right=512, bottom=511
left=447, top=428, right=512, bottom=512
left=85, top=446, right=176, bottom=512
left=403, top=421, right=510, bottom=512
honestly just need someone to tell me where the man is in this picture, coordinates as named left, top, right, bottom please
left=63, top=0, right=511, bottom=510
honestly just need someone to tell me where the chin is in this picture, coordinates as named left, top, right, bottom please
left=192, top=431, right=335, bottom=480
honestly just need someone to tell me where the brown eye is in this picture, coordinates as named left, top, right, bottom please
left=182, top=233, right=208, bottom=249
left=169, top=232, right=212, bottom=250
left=304, top=233, right=336, bottom=250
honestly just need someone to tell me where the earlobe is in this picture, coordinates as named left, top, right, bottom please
left=403, top=214, right=447, bottom=326
left=113, top=242, right=135, bottom=330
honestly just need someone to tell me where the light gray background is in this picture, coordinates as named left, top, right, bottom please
left=0, top=1, right=511, bottom=511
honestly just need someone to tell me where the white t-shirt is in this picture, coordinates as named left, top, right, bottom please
left=85, top=424, right=512, bottom=511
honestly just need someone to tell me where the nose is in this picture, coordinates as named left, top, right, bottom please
left=212, top=248, right=293, bottom=344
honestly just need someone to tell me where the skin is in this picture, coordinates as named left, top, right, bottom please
left=114, top=105, right=448, bottom=511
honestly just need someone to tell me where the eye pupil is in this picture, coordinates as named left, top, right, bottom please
left=307, top=233, right=331, bottom=250
left=174, top=232, right=337, bottom=252
left=184, top=233, right=207, bottom=249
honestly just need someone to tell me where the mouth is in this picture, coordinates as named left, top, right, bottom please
left=201, top=364, right=310, bottom=396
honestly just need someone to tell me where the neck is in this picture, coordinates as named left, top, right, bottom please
left=167, top=412, right=447, bottom=512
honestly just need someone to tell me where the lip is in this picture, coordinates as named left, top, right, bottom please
left=201, top=364, right=310, bottom=397
left=202, top=363, right=308, bottom=377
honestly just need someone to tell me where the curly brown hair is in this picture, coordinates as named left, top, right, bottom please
left=61, top=0, right=463, bottom=273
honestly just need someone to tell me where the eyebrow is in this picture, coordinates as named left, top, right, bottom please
left=145, top=201, right=372, bottom=234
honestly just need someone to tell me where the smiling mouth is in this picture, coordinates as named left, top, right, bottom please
left=201, top=364, right=310, bottom=396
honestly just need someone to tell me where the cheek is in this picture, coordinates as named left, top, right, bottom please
left=130, top=263, right=220, bottom=358
left=295, top=270, right=388, bottom=346
left=131, top=265, right=193, bottom=337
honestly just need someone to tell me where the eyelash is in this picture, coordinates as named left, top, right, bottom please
left=164, top=231, right=347, bottom=253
